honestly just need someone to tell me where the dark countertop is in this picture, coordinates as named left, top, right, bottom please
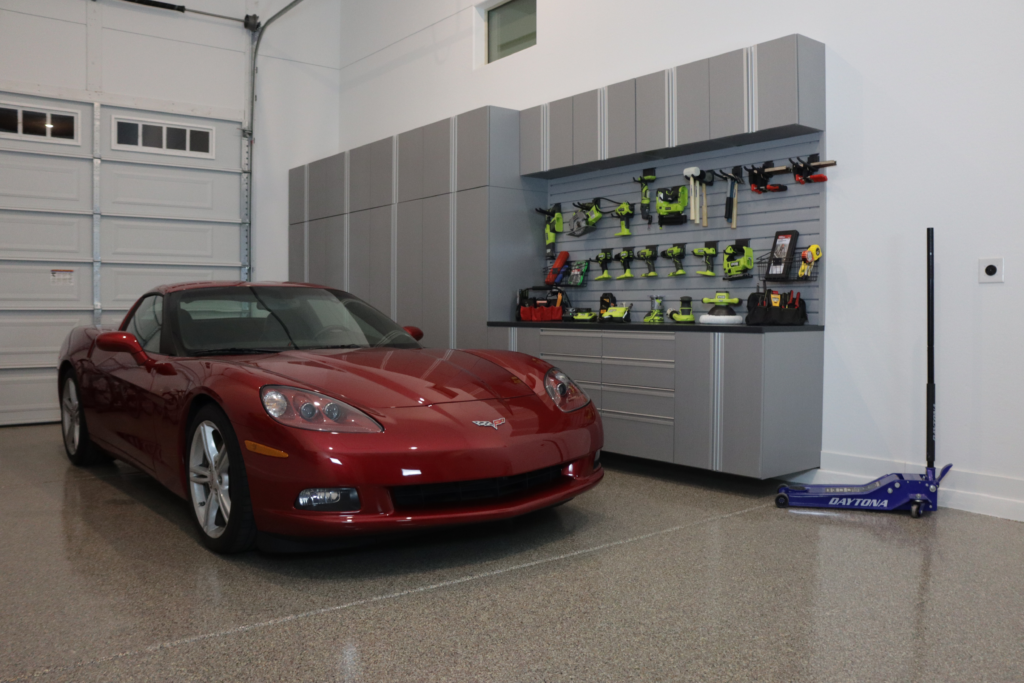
left=488, top=321, right=824, bottom=334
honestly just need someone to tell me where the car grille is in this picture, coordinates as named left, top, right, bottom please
left=390, top=465, right=565, bottom=510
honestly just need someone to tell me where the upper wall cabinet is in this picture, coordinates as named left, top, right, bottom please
left=635, top=70, right=669, bottom=154
left=457, top=106, right=528, bottom=191
left=349, top=137, right=393, bottom=212
left=572, top=90, right=601, bottom=166
left=709, top=49, right=747, bottom=140
left=308, top=152, right=345, bottom=221
left=606, top=79, right=636, bottom=159
left=756, top=34, right=825, bottom=134
left=398, top=117, right=451, bottom=203
left=288, top=166, right=305, bottom=225
left=674, top=60, right=710, bottom=147
left=519, top=105, right=544, bottom=176
left=548, top=97, right=573, bottom=171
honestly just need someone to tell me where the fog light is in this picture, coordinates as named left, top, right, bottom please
left=296, top=487, right=360, bottom=512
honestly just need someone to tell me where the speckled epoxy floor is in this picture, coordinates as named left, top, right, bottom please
left=2, top=424, right=1023, bottom=682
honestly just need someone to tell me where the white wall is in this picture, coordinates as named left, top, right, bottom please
left=334, top=0, right=1024, bottom=522
left=0, top=0, right=341, bottom=283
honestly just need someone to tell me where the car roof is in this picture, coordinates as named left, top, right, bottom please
left=149, top=281, right=329, bottom=295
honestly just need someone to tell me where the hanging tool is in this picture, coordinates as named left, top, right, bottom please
left=660, top=244, right=686, bottom=276
left=789, top=154, right=831, bottom=184
left=723, top=240, right=754, bottom=280
left=643, top=295, right=664, bottom=324
left=798, top=244, right=822, bottom=280
left=545, top=251, right=570, bottom=286
left=568, top=199, right=602, bottom=236
left=656, top=186, right=688, bottom=227
left=565, top=260, right=590, bottom=286
left=692, top=242, right=717, bottom=277
left=637, top=246, right=659, bottom=278
left=715, top=167, right=743, bottom=229
left=697, top=170, right=714, bottom=227
left=746, top=162, right=788, bottom=194
left=668, top=296, right=694, bottom=323
left=683, top=167, right=701, bottom=222
left=534, top=204, right=563, bottom=258
left=632, top=168, right=657, bottom=226
left=614, top=248, right=635, bottom=279
left=592, top=249, right=614, bottom=281
left=610, top=201, right=634, bottom=237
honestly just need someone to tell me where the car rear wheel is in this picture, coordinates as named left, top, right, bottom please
left=60, top=373, right=109, bottom=467
left=186, top=404, right=257, bottom=553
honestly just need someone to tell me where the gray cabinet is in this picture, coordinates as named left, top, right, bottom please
left=519, top=104, right=544, bottom=176
left=607, top=79, right=636, bottom=159
left=756, top=34, right=825, bottom=134
left=455, top=187, right=488, bottom=350
left=548, top=96, right=573, bottom=171
left=288, top=165, right=305, bottom=225
left=348, top=206, right=391, bottom=313
left=674, top=60, right=710, bottom=147
left=308, top=152, right=345, bottom=220
left=572, top=89, right=601, bottom=166
left=709, top=49, right=747, bottom=140
left=324, top=216, right=346, bottom=290
left=396, top=200, right=424, bottom=327
left=399, top=120, right=452, bottom=203
left=307, top=217, right=326, bottom=285
left=349, top=137, right=393, bottom=212
left=288, top=223, right=304, bottom=281
left=457, top=107, right=489, bottom=192
left=397, top=128, right=425, bottom=203
left=674, top=333, right=713, bottom=470
left=636, top=70, right=668, bottom=153
left=420, top=194, right=451, bottom=348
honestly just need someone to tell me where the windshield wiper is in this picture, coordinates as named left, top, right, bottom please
left=315, top=344, right=364, bottom=349
left=187, top=347, right=283, bottom=357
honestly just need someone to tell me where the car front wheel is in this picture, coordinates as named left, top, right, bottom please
left=186, top=404, right=257, bottom=553
left=60, top=372, right=109, bottom=467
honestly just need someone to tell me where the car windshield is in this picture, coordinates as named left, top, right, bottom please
left=173, top=286, right=420, bottom=355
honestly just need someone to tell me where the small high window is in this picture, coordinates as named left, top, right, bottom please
left=112, top=117, right=215, bottom=159
left=0, top=103, right=79, bottom=143
left=487, top=0, right=536, bottom=63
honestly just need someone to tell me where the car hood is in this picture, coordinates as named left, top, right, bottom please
left=236, top=348, right=535, bottom=410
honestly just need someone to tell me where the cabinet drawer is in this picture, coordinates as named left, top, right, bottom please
left=577, top=382, right=601, bottom=410
left=540, top=355, right=601, bottom=383
left=601, top=332, right=675, bottom=361
left=602, top=386, right=674, bottom=419
left=602, top=359, right=674, bottom=390
left=601, top=413, right=674, bottom=463
left=539, top=330, right=602, bottom=357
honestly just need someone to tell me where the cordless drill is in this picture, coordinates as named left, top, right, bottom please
left=592, top=249, right=614, bottom=281
left=612, top=202, right=634, bottom=237
left=637, top=245, right=659, bottom=277
left=614, top=248, right=634, bottom=279
left=632, top=168, right=657, bottom=225
left=535, top=204, right=563, bottom=259
left=692, top=244, right=717, bottom=277
left=660, top=244, right=686, bottom=276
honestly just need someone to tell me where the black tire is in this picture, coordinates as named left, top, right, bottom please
left=775, top=494, right=789, bottom=508
left=910, top=502, right=922, bottom=519
left=185, top=403, right=257, bottom=553
left=59, top=371, right=110, bottom=467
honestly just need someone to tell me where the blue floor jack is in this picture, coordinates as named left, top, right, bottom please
left=776, top=228, right=952, bottom=518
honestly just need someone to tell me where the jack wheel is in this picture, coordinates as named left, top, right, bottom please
left=910, top=502, right=923, bottom=518
left=775, top=494, right=789, bottom=508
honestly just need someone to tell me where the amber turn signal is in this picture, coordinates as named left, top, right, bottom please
left=245, top=440, right=289, bottom=458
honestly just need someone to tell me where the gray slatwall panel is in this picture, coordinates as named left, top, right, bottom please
left=546, top=134, right=824, bottom=324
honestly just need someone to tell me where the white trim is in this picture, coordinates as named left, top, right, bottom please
left=110, top=115, right=216, bottom=160
left=0, top=100, right=81, bottom=146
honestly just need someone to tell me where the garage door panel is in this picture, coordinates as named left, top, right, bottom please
left=0, top=311, right=92, bottom=369
left=100, top=106, right=242, bottom=171
left=0, top=151, right=92, bottom=213
left=101, top=217, right=240, bottom=266
left=0, top=368, right=59, bottom=425
left=101, top=162, right=241, bottom=221
left=0, top=210, right=92, bottom=261
left=100, top=264, right=241, bottom=309
left=0, top=262, right=92, bottom=310
left=0, top=93, right=93, bottom=155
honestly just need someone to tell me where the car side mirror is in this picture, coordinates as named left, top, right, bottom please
left=403, top=326, right=424, bottom=341
left=96, top=331, right=176, bottom=375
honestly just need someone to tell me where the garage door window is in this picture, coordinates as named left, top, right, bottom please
left=112, top=117, right=215, bottom=159
left=0, top=103, right=79, bottom=144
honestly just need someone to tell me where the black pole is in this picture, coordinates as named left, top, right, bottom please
left=926, top=228, right=936, bottom=470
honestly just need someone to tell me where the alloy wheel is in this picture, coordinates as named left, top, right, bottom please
left=61, top=377, right=80, bottom=454
left=188, top=420, right=231, bottom=538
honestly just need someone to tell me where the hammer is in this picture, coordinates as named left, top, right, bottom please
left=683, top=167, right=700, bottom=223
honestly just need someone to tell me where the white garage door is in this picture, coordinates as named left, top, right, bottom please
left=0, top=92, right=247, bottom=425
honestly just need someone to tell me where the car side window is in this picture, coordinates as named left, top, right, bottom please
left=125, top=295, right=163, bottom=354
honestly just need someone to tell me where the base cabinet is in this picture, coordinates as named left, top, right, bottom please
left=502, top=326, right=823, bottom=480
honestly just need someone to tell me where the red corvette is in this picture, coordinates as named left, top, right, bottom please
left=57, top=282, right=603, bottom=553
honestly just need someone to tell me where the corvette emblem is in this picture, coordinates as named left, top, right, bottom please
left=472, top=418, right=506, bottom=430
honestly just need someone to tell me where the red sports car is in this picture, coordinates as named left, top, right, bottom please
left=57, top=282, right=603, bottom=553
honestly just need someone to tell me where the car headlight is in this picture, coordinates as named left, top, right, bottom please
left=544, top=368, right=590, bottom=412
left=260, top=385, right=383, bottom=433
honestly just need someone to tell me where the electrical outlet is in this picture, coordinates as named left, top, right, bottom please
left=978, top=258, right=1004, bottom=283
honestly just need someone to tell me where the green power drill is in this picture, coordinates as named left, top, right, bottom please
left=692, top=242, right=717, bottom=277
left=660, top=244, right=686, bottom=276
left=592, top=249, right=614, bottom=281
left=534, top=204, right=563, bottom=259
left=632, top=168, right=657, bottom=226
left=612, top=201, right=634, bottom=237
left=723, top=241, right=754, bottom=280
left=615, top=247, right=634, bottom=279
left=637, top=245, right=659, bottom=277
